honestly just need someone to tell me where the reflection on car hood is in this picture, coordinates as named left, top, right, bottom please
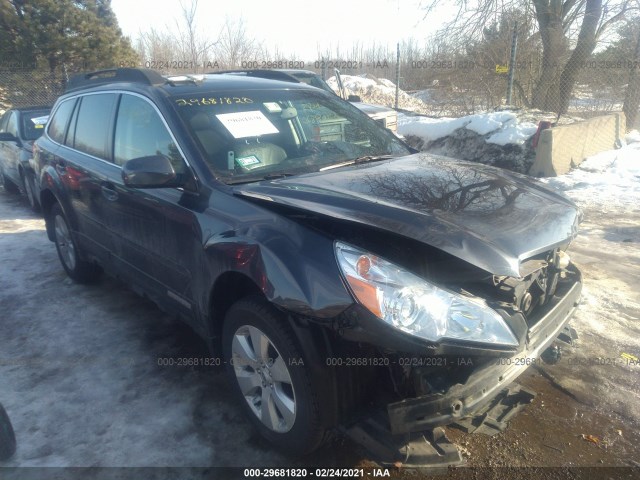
left=234, top=153, right=581, bottom=277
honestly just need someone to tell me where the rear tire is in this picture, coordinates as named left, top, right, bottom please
left=222, top=297, right=328, bottom=455
left=51, top=203, right=102, bottom=283
left=0, top=171, right=20, bottom=194
left=0, top=403, right=16, bottom=461
left=21, top=170, right=40, bottom=212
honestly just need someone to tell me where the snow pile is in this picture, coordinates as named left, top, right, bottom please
left=326, top=74, right=432, bottom=113
left=398, top=110, right=539, bottom=173
left=542, top=133, right=640, bottom=214
left=398, top=111, right=538, bottom=146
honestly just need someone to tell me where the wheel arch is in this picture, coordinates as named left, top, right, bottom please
left=207, top=271, right=264, bottom=347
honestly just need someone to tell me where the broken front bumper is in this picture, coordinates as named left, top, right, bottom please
left=387, top=268, right=582, bottom=435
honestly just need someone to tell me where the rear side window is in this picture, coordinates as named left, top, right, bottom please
left=73, top=94, right=117, bottom=159
left=48, top=99, right=76, bottom=144
left=114, top=94, right=185, bottom=173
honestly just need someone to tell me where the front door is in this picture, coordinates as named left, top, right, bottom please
left=106, top=93, right=201, bottom=314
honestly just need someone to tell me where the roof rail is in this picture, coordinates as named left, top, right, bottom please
left=65, top=68, right=166, bottom=92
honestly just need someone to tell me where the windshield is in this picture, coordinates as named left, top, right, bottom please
left=173, top=89, right=410, bottom=183
left=21, top=110, right=50, bottom=141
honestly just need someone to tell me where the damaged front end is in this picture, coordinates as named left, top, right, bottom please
left=330, top=241, right=582, bottom=466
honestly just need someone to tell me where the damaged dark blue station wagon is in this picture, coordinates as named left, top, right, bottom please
left=33, top=68, right=582, bottom=459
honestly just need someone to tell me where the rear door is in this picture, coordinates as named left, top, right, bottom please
left=58, top=93, right=119, bottom=262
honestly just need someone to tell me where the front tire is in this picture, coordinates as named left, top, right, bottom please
left=0, top=403, right=16, bottom=461
left=51, top=203, right=101, bottom=283
left=222, top=297, right=327, bottom=455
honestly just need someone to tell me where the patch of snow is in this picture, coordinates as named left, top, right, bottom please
left=542, top=142, right=640, bottom=214
left=398, top=111, right=537, bottom=146
left=486, top=122, right=539, bottom=146
left=626, top=129, right=640, bottom=144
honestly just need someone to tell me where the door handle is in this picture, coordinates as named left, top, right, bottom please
left=101, top=183, right=119, bottom=202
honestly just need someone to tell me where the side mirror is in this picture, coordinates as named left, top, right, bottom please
left=121, top=155, right=180, bottom=188
left=0, top=132, right=19, bottom=144
left=347, top=95, right=362, bottom=103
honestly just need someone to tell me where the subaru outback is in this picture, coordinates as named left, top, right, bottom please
left=33, top=68, right=582, bottom=457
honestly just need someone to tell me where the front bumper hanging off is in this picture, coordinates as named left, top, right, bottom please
left=387, top=270, right=582, bottom=435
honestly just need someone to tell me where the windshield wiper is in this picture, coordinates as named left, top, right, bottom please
left=319, top=155, right=395, bottom=171
left=262, top=173, right=295, bottom=180
left=225, top=172, right=295, bottom=185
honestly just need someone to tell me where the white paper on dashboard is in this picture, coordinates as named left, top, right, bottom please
left=216, top=111, right=279, bottom=138
left=31, top=115, right=49, bottom=125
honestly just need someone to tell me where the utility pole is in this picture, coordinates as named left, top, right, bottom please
left=506, top=22, right=518, bottom=105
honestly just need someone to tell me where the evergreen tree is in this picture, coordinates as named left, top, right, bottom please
left=1, top=0, right=139, bottom=75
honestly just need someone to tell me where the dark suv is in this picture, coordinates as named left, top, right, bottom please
left=33, top=68, right=582, bottom=457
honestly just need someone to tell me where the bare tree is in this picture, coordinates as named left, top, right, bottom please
left=174, top=0, right=216, bottom=72
left=137, top=28, right=180, bottom=65
left=214, top=16, right=264, bottom=68
left=422, top=0, right=638, bottom=113
left=135, top=0, right=216, bottom=72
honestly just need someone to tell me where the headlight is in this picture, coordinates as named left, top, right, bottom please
left=335, top=242, right=518, bottom=347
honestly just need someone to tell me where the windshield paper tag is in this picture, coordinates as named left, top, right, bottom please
left=263, top=102, right=282, bottom=113
left=216, top=111, right=279, bottom=139
left=236, top=155, right=262, bottom=169
left=31, top=115, right=49, bottom=126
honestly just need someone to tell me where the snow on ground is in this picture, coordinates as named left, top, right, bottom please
left=539, top=131, right=640, bottom=347
left=542, top=135, right=640, bottom=215
left=0, top=194, right=290, bottom=468
left=532, top=133, right=640, bottom=422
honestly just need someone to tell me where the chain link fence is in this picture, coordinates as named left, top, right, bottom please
left=1, top=61, right=638, bottom=128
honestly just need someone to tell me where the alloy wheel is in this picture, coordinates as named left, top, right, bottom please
left=231, top=325, right=296, bottom=433
left=54, top=214, right=76, bottom=271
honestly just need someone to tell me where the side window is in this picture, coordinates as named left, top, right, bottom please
left=48, top=99, right=76, bottom=144
left=114, top=94, right=185, bottom=174
left=65, top=100, right=80, bottom=148
left=6, top=112, right=19, bottom=137
left=73, top=93, right=117, bottom=159
left=0, top=112, right=9, bottom=132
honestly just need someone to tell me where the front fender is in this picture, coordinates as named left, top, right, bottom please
left=204, top=225, right=353, bottom=320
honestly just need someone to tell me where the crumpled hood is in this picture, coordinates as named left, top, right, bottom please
left=234, top=153, right=581, bottom=277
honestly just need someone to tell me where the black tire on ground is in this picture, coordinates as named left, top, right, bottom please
left=21, top=170, right=40, bottom=212
left=51, top=203, right=102, bottom=283
left=222, top=296, right=329, bottom=455
left=0, top=403, right=16, bottom=461
left=0, top=171, right=20, bottom=194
